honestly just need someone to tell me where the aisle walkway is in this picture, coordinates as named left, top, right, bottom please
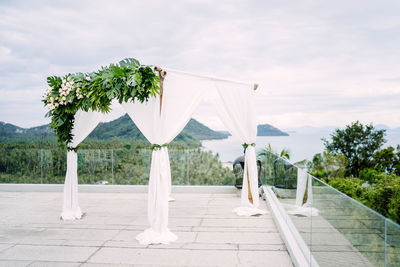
left=0, top=190, right=293, bottom=266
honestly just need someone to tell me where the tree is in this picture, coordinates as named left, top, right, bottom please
left=308, top=151, right=348, bottom=180
left=373, top=146, right=400, bottom=175
left=323, top=121, right=386, bottom=177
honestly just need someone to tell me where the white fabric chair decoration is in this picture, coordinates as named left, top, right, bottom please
left=287, top=168, right=319, bottom=217
left=61, top=109, right=104, bottom=220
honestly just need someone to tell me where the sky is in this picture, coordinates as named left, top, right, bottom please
left=0, top=0, right=399, bottom=130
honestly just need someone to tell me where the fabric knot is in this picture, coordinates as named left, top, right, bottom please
left=151, top=143, right=168, bottom=151
left=242, top=143, right=256, bottom=150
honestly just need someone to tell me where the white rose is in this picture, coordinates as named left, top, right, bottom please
left=86, top=76, right=91, bottom=81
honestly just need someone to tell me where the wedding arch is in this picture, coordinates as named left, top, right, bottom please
left=43, top=58, right=266, bottom=245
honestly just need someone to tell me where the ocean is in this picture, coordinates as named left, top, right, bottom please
left=201, top=132, right=400, bottom=163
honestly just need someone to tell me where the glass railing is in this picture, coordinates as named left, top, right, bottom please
left=260, top=150, right=400, bottom=267
left=0, top=148, right=235, bottom=185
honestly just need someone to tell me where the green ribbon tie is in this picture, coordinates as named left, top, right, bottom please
left=242, top=143, right=256, bottom=150
left=151, top=143, right=168, bottom=151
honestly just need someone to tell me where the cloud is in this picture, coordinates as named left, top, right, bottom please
left=0, top=0, right=399, bottom=128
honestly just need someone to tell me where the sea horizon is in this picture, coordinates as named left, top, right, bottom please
left=202, top=131, right=400, bottom=164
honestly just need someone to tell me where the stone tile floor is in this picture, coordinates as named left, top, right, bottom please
left=0, top=192, right=293, bottom=266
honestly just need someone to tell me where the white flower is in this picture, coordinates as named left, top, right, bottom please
left=85, top=76, right=91, bottom=81
left=50, top=97, right=54, bottom=102
left=68, top=76, right=71, bottom=81
left=55, top=103, right=59, bottom=107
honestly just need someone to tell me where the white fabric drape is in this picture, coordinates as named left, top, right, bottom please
left=287, top=168, right=318, bottom=217
left=122, top=70, right=207, bottom=244
left=61, top=109, right=104, bottom=220
left=212, top=81, right=267, bottom=216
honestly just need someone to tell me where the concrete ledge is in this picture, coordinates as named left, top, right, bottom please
left=0, top=184, right=238, bottom=194
left=263, top=185, right=319, bottom=267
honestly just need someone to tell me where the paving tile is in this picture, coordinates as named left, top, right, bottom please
left=201, top=218, right=274, bottom=228
left=0, top=244, right=13, bottom=253
left=0, top=260, right=32, bottom=267
left=182, top=243, right=237, bottom=250
left=87, top=247, right=189, bottom=265
left=29, top=261, right=81, bottom=267
left=186, top=250, right=239, bottom=266
left=196, top=232, right=284, bottom=244
left=0, top=244, right=97, bottom=262
left=238, top=250, right=293, bottom=266
left=43, top=228, right=120, bottom=241
left=0, top=191, right=291, bottom=266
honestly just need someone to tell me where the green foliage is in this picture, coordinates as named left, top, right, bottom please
left=308, top=151, right=348, bottom=180
left=328, top=175, right=400, bottom=224
left=359, top=168, right=385, bottom=184
left=42, top=58, right=160, bottom=149
left=328, top=177, right=368, bottom=202
left=258, top=143, right=291, bottom=160
left=257, top=147, right=296, bottom=188
left=323, top=121, right=386, bottom=177
left=373, top=145, right=400, bottom=175
left=0, top=142, right=235, bottom=186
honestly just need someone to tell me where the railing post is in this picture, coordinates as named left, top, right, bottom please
left=40, top=149, right=43, bottom=184
left=384, top=218, right=387, bottom=267
left=111, top=149, right=114, bottom=185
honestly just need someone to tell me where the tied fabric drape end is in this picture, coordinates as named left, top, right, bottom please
left=242, top=143, right=255, bottom=150
left=67, top=146, right=78, bottom=152
left=151, top=143, right=168, bottom=151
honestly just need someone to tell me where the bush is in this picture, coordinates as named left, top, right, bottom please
left=358, top=168, right=385, bottom=184
left=328, top=175, right=400, bottom=224
left=328, top=177, right=368, bottom=204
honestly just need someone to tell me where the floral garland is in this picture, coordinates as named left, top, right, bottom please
left=42, top=58, right=160, bottom=150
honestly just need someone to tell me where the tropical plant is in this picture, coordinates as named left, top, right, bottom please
left=257, top=143, right=291, bottom=160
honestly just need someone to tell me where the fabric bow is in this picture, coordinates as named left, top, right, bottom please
left=242, top=143, right=256, bottom=150
left=151, top=143, right=168, bottom=151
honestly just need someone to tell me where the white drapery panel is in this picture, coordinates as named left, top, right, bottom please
left=212, top=81, right=267, bottom=216
left=287, top=168, right=318, bottom=217
left=61, top=109, right=104, bottom=220
left=122, top=70, right=207, bottom=245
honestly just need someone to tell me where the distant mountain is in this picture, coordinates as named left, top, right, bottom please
left=183, top=119, right=229, bottom=140
left=257, top=124, right=289, bottom=136
left=283, top=126, right=337, bottom=135
left=0, top=121, right=55, bottom=141
left=218, top=130, right=231, bottom=136
left=0, top=121, right=24, bottom=137
left=88, top=114, right=202, bottom=144
left=0, top=115, right=228, bottom=144
left=391, top=127, right=400, bottom=133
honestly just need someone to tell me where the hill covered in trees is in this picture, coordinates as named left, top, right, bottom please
left=0, top=115, right=228, bottom=144
left=257, top=124, right=289, bottom=136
